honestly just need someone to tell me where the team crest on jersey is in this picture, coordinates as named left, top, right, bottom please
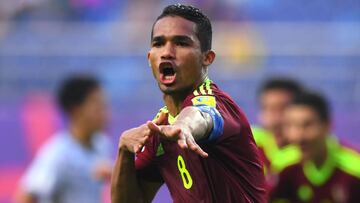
left=297, top=185, right=313, bottom=202
left=191, top=96, right=216, bottom=108
left=156, top=143, right=165, bottom=156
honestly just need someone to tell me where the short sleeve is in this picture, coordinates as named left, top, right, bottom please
left=194, top=104, right=224, bottom=141
left=184, top=92, right=243, bottom=142
left=21, top=138, right=63, bottom=199
left=185, top=95, right=223, bottom=141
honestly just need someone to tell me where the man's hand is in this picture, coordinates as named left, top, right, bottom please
left=93, top=160, right=113, bottom=181
left=119, top=113, right=166, bottom=153
left=146, top=119, right=208, bottom=158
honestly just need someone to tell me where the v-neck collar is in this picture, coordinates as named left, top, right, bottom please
left=303, top=138, right=338, bottom=186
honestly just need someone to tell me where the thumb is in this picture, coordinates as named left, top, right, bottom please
left=154, top=112, right=166, bottom=125
left=147, top=121, right=162, bottom=134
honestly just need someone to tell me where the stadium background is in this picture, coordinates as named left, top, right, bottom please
left=0, top=0, right=359, bottom=202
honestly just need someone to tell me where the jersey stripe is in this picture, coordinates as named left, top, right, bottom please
left=199, top=85, right=207, bottom=95
left=193, top=90, right=200, bottom=96
left=205, top=79, right=213, bottom=95
left=193, top=78, right=213, bottom=96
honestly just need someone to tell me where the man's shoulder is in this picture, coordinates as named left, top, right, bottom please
left=183, top=79, right=238, bottom=110
left=36, top=132, right=71, bottom=156
left=23, top=132, right=70, bottom=180
left=251, top=126, right=273, bottom=145
left=332, top=141, right=360, bottom=179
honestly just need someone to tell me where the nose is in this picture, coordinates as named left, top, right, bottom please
left=161, top=42, right=175, bottom=60
left=291, top=126, right=306, bottom=145
left=284, top=124, right=303, bottom=145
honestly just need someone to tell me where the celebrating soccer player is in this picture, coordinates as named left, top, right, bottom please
left=111, top=4, right=266, bottom=203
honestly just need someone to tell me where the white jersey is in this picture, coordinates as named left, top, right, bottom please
left=21, top=131, right=112, bottom=203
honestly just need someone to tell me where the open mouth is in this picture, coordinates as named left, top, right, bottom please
left=159, top=62, right=176, bottom=85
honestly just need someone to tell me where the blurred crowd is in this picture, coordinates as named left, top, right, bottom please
left=1, top=0, right=359, bottom=203
left=1, top=0, right=359, bottom=22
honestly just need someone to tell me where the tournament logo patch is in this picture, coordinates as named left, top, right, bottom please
left=191, top=96, right=216, bottom=108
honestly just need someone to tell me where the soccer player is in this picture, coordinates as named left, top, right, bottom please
left=111, top=4, right=266, bottom=203
left=15, top=76, right=112, bottom=203
left=252, top=78, right=303, bottom=186
left=271, top=91, right=360, bottom=203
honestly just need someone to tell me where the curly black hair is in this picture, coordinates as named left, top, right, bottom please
left=151, top=3, right=212, bottom=52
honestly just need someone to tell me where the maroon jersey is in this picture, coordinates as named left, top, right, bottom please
left=270, top=139, right=360, bottom=203
left=136, top=79, right=266, bottom=203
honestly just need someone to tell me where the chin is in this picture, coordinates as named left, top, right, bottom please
left=158, top=82, right=194, bottom=96
left=158, top=83, right=177, bottom=94
left=160, top=88, right=178, bottom=95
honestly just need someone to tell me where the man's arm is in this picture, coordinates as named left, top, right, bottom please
left=174, top=106, right=213, bottom=141
left=15, top=139, right=63, bottom=203
left=147, top=106, right=215, bottom=157
left=111, top=124, right=163, bottom=203
left=112, top=106, right=215, bottom=202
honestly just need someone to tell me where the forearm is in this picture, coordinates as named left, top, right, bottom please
left=174, top=106, right=213, bottom=141
left=111, top=149, right=144, bottom=203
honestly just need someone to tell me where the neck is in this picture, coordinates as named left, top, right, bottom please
left=69, top=120, right=93, bottom=148
left=164, top=93, right=187, bottom=117
left=164, top=75, right=207, bottom=116
left=309, top=140, right=328, bottom=168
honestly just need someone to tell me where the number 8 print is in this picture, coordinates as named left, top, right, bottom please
left=177, top=155, right=193, bottom=189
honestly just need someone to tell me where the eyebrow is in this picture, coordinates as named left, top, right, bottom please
left=151, top=35, right=194, bottom=43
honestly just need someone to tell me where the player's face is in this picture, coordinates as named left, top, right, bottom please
left=283, top=105, right=329, bottom=158
left=76, top=88, right=108, bottom=133
left=259, top=89, right=293, bottom=134
left=148, top=16, right=207, bottom=95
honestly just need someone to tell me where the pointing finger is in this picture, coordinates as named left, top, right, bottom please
left=187, top=138, right=208, bottom=158
left=177, top=138, right=188, bottom=149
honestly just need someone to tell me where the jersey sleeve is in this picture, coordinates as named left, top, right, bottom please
left=182, top=83, right=244, bottom=142
left=192, top=100, right=224, bottom=141
left=20, top=138, right=64, bottom=199
left=135, top=135, right=163, bottom=183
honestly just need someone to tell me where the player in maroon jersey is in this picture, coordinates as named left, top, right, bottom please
left=111, top=4, right=266, bottom=203
left=252, top=78, right=304, bottom=191
left=270, top=91, right=360, bottom=203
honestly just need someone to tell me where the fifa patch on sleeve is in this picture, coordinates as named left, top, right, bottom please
left=191, top=96, right=216, bottom=108
left=195, top=105, right=224, bottom=141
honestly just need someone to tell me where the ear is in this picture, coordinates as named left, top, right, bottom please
left=202, top=50, right=216, bottom=67
left=147, top=52, right=151, bottom=67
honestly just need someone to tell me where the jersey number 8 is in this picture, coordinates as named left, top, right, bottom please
left=177, top=155, right=193, bottom=189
